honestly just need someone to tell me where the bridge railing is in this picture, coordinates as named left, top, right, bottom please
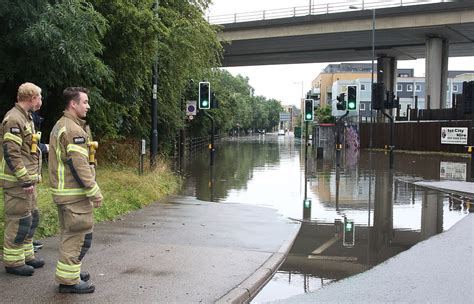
left=207, top=0, right=450, bottom=24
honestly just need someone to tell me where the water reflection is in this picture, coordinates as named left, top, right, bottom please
left=178, top=134, right=471, bottom=303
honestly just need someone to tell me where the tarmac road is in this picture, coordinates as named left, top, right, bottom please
left=0, top=196, right=299, bottom=303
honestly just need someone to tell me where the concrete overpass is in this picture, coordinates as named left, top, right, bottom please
left=216, top=1, right=474, bottom=109
left=218, top=1, right=474, bottom=67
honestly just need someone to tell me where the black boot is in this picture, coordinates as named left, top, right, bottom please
left=80, top=271, right=90, bottom=282
left=5, top=265, right=35, bottom=276
left=26, top=258, right=45, bottom=268
left=59, top=280, right=95, bottom=294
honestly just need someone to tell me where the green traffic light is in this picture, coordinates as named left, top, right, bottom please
left=306, top=113, right=312, bottom=120
left=348, top=101, right=356, bottom=110
left=202, top=100, right=208, bottom=107
left=345, top=222, right=353, bottom=231
left=304, top=199, right=311, bottom=208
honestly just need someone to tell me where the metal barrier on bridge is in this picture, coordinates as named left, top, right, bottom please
left=207, top=0, right=450, bottom=24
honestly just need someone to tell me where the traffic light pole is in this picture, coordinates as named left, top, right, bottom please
left=304, top=121, right=309, bottom=201
left=336, top=111, right=349, bottom=167
left=470, top=107, right=474, bottom=179
left=203, top=111, right=215, bottom=166
left=381, top=110, right=395, bottom=169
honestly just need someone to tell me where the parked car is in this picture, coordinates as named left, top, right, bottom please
left=278, top=129, right=285, bottom=136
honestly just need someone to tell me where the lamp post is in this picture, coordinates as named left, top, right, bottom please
left=151, top=0, right=160, bottom=168
left=350, top=5, right=376, bottom=255
left=349, top=5, right=375, bottom=149
left=293, top=80, right=304, bottom=138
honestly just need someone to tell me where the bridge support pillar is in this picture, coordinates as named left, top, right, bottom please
left=377, top=56, right=397, bottom=121
left=425, top=37, right=449, bottom=109
left=371, top=169, right=394, bottom=261
left=420, top=190, right=443, bottom=240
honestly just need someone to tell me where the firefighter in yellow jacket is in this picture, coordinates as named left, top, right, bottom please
left=48, top=87, right=102, bottom=294
left=1, top=82, right=45, bottom=276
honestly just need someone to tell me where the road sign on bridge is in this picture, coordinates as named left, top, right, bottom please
left=279, top=112, right=290, bottom=122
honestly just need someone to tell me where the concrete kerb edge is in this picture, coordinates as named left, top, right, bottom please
left=215, top=225, right=301, bottom=304
left=413, top=181, right=474, bottom=198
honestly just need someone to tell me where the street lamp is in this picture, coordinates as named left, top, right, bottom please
left=151, top=0, right=160, bottom=168
left=349, top=5, right=375, bottom=149
left=350, top=5, right=376, bottom=234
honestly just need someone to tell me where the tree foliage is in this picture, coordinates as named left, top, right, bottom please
left=0, top=0, right=284, bottom=156
left=315, top=104, right=335, bottom=123
left=186, top=69, right=283, bottom=138
left=0, top=0, right=111, bottom=124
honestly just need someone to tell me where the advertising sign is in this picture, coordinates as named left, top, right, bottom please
left=440, top=127, right=468, bottom=145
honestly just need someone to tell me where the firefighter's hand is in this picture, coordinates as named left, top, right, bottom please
left=92, top=198, right=102, bottom=208
left=22, top=185, right=34, bottom=195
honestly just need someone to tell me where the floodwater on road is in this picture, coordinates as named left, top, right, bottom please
left=178, top=133, right=472, bottom=303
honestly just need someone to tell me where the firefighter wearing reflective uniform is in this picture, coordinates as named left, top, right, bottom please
left=1, top=82, right=45, bottom=276
left=48, top=87, right=102, bottom=294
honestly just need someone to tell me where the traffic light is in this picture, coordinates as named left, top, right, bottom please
left=463, top=81, right=473, bottom=114
left=372, top=83, right=384, bottom=110
left=304, top=99, right=314, bottom=121
left=384, top=91, right=396, bottom=109
left=198, top=82, right=210, bottom=109
left=347, top=85, right=357, bottom=111
left=343, top=218, right=355, bottom=247
left=336, top=93, right=346, bottom=111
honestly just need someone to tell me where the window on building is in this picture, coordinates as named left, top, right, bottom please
left=407, top=84, right=413, bottom=92
left=453, top=84, right=458, bottom=92
left=397, top=84, right=402, bottom=91
left=360, top=103, right=366, bottom=111
left=360, top=84, right=366, bottom=91
left=415, top=84, right=421, bottom=92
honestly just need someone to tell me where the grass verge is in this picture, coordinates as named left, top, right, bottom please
left=0, top=161, right=180, bottom=247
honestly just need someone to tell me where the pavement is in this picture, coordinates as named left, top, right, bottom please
left=0, top=196, right=299, bottom=303
left=268, top=180, right=474, bottom=304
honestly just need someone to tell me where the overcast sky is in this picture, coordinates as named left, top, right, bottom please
left=208, top=0, right=474, bottom=107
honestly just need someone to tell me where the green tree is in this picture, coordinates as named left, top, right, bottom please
left=315, top=104, right=335, bottom=123
left=0, top=0, right=111, bottom=123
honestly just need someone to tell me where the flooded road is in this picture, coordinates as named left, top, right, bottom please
left=178, top=133, right=472, bottom=302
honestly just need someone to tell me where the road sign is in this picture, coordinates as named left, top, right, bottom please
left=279, top=112, right=290, bottom=121
left=186, top=100, right=197, bottom=116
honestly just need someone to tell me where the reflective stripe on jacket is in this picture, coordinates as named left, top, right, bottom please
left=48, top=112, right=102, bottom=204
left=0, top=104, right=41, bottom=188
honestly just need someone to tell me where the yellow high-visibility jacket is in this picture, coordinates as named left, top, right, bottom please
left=48, top=112, right=102, bottom=204
left=0, top=104, right=41, bottom=188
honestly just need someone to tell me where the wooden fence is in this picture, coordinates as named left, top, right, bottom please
left=360, top=120, right=472, bottom=153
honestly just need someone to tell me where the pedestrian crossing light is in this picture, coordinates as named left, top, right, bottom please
left=304, top=99, right=314, bottom=121
left=347, top=85, right=357, bottom=111
left=199, top=82, right=210, bottom=109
